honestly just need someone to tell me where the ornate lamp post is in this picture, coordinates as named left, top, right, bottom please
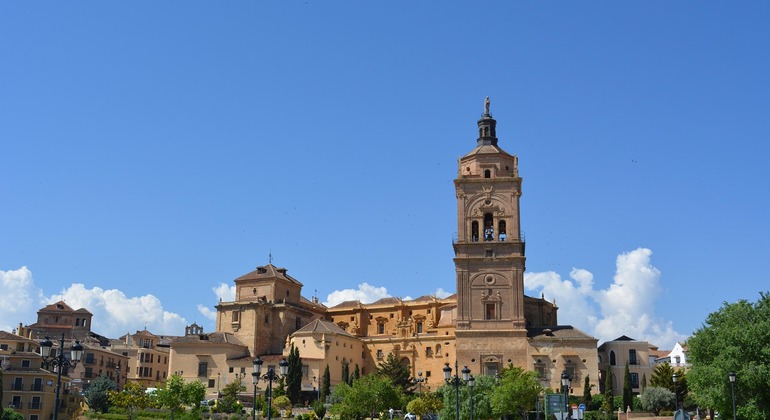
left=254, top=357, right=289, bottom=420
left=39, top=333, right=83, bottom=420
left=251, top=369, right=259, bottom=420
left=468, top=375, right=475, bottom=420
left=561, top=370, right=571, bottom=420
left=415, top=371, right=424, bottom=397
left=672, top=373, right=679, bottom=412
left=443, top=362, right=470, bottom=420
left=728, top=371, right=736, bottom=420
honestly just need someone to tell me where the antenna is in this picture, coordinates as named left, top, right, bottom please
left=269, top=252, right=273, bottom=264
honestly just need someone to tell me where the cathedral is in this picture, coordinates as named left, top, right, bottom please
left=168, top=99, right=600, bottom=398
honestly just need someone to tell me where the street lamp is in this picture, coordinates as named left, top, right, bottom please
left=468, top=375, right=475, bottom=420
left=415, top=371, right=424, bottom=397
left=39, top=333, right=83, bottom=420
left=561, top=370, right=571, bottom=420
left=254, top=357, right=289, bottom=420
left=728, top=371, right=736, bottom=420
left=443, top=362, right=470, bottom=420
left=672, top=373, right=679, bottom=412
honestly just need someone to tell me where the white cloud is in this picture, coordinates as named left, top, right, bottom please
left=212, top=283, right=236, bottom=301
left=196, top=283, right=235, bottom=322
left=0, top=266, right=46, bottom=332
left=50, top=284, right=187, bottom=337
left=197, top=304, right=217, bottom=321
left=434, top=288, right=452, bottom=299
left=524, top=248, right=686, bottom=349
left=324, top=282, right=390, bottom=307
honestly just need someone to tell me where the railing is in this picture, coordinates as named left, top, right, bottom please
left=31, top=384, right=43, bottom=391
left=12, top=383, right=24, bottom=391
left=28, top=402, right=42, bottom=410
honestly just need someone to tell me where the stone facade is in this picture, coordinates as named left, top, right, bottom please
left=169, top=99, right=601, bottom=397
left=598, top=335, right=654, bottom=396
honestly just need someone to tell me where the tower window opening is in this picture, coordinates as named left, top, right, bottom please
left=471, top=221, right=479, bottom=242
left=483, top=213, right=494, bottom=241
left=484, top=169, right=491, bottom=178
left=498, top=220, right=507, bottom=241
left=484, top=127, right=490, bottom=136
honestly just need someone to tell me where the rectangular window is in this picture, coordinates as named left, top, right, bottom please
left=31, top=396, right=41, bottom=409
left=378, top=324, right=385, bottom=334
left=12, top=377, right=23, bottom=390
left=416, top=322, right=423, bottom=333
left=302, top=365, right=309, bottom=378
left=21, top=359, right=31, bottom=368
left=229, top=367, right=234, bottom=373
left=0, top=344, right=7, bottom=350
left=11, top=396, right=21, bottom=409
left=485, top=304, right=496, bottom=320
left=376, top=350, right=384, bottom=359
left=208, top=379, right=216, bottom=388
left=232, top=311, right=240, bottom=322
left=629, top=349, right=638, bottom=365
left=630, top=373, right=639, bottom=388
left=33, top=378, right=43, bottom=391
left=198, top=362, right=208, bottom=377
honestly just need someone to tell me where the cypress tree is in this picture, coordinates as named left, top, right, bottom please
left=602, top=364, right=613, bottom=412
left=582, top=375, right=592, bottom=405
left=321, top=365, right=331, bottom=399
left=622, top=362, right=633, bottom=411
left=287, top=344, right=302, bottom=403
left=341, top=360, right=350, bottom=386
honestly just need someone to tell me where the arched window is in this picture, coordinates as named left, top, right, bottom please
left=471, top=221, right=479, bottom=242
left=401, top=357, right=410, bottom=366
left=484, top=213, right=494, bottom=241
left=498, top=220, right=507, bottom=241
left=610, top=351, right=616, bottom=366
left=436, top=344, right=442, bottom=356
left=484, top=169, right=491, bottom=178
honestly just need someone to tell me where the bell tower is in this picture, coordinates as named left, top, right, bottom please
left=454, top=97, right=528, bottom=376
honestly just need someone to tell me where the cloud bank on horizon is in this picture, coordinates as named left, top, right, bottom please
left=1, top=247, right=685, bottom=348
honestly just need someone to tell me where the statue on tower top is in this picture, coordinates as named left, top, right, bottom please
left=484, top=96, right=491, bottom=115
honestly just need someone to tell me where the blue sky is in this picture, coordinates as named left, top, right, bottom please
left=1, top=1, right=768, bottom=350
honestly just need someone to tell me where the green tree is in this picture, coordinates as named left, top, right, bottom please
left=83, top=373, right=116, bottom=413
left=155, top=373, right=185, bottom=418
left=273, top=395, right=292, bottom=416
left=321, top=365, right=331, bottom=400
left=352, top=363, right=361, bottom=383
left=640, top=387, right=674, bottom=416
left=215, top=377, right=246, bottom=414
left=650, top=362, right=687, bottom=407
left=491, top=366, right=542, bottom=419
left=0, top=408, right=24, bottom=420
left=601, top=364, right=613, bottom=412
left=622, top=362, right=633, bottom=411
left=108, top=381, right=150, bottom=420
left=687, top=292, right=770, bottom=420
left=287, top=344, right=302, bottom=404
left=182, top=379, right=206, bottom=412
left=437, top=375, right=496, bottom=420
left=378, top=352, right=413, bottom=394
left=341, top=360, right=350, bottom=386
left=582, top=375, right=592, bottom=406
left=330, top=374, right=403, bottom=420
left=641, top=373, right=647, bottom=392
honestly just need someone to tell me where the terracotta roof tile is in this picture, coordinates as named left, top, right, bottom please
left=235, top=264, right=303, bottom=286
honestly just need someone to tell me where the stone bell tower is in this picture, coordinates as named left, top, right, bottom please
left=454, top=97, right=528, bottom=376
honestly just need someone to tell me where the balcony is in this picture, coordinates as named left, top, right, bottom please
left=28, top=402, right=42, bottom=410
left=12, top=383, right=24, bottom=391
